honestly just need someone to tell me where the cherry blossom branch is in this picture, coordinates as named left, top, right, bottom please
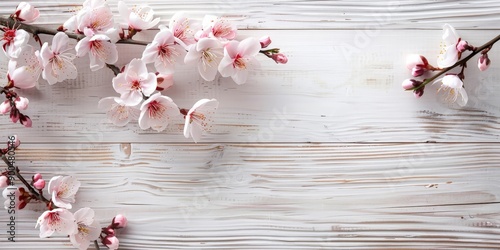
left=1, top=154, right=50, bottom=204
left=0, top=16, right=149, bottom=46
left=412, top=34, right=500, bottom=91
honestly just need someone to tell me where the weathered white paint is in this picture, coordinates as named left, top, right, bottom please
left=0, top=0, right=500, bottom=249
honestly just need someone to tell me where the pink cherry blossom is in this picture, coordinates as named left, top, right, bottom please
left=138, top=93, right=180, bottom=132
left=218, top=37, right=261, bottom=85
left=98, top=97, right=140, bottom=126
left=112, top=59, right=157, bottom=106
left=169, top=12, right=199, bottom=46
left=200, top=15, right=237, bottom=41
left=1, top=28, right=29, bottom=59
left=13, top=2, right=40, bottom=24
left=142, top=26, right=186, bottom=75
left=75, top=31, right=118, bottom=71
left=36, top=208, right=78, bottom=238
left=118, top=1, right=160, bottom=31
left=70, top=207, right=101, bottom=250
left=185, top=38, right=223, bottom=81
left=48, top=176, right=81, bottom=209
left=40, top=32, right=78, bottom=85
left=77, top=4, right=115, bottom=36
left=183, top=99, right=218, bottom=143
left=6, top=45, right=42, bottom=89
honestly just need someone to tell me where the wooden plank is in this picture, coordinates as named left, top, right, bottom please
left=2, top=0, right=500, bottom=30
left=1, top=143, right=500, bottom=248
left=1, top=30, right=499, bottom=143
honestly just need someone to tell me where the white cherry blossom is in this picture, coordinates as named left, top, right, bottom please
left=112, top=58, right=157, bottom=106
left=218, top=37, right=261, bottom=84
left=198, top=15, right=237, bottom=41
left=437, top=24, right=460, bottom=68
left=75, top=30, right=118, bottom=71
left=169, top=12, right=199, bottom=46
left=6, top=45, right=42, bottom=89
left=141, top=26, right=186, bottom=74
left=70, top=207, right=101, bottom=250
left=13, top=2, right=40, bottom=24
left=138, top=93, right=179, bottom=132
left=48, top=176, right=81, bottom=209
left=118, top=1, right=160, bottom=31
left=183, top=99, right=218, bottom=143
left=1, top=28, right=29, bottom=59
left=40, top=32, right=77, bottom=85
left=185, top=38, right=223, bottom=81
left=433, top=74, right=468, bottom=106
left=98, top=97, right=140, bottom=126
left=36, top=208, right=77, bottom=238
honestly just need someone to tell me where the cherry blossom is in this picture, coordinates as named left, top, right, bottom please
left=112, top=214, right=127, bottom=229
left=70, top=207, right=101, bottom=250
left=6, top=45, right=42, bottom=89
left=36, top=208, right=78, bottom=238
left=103, top=235, right=119, bottom=250
left=141, top=26, right=186, bottom=74
left=183, top=99, right=218, bottom=143
left=437, top=24, right=461, bottom=68
left=138, top=93, right=180, bottom=132
left=184, top=38, right=223, bottom=81
left=112, top=59, right=157, bottom=106
left=48, top=175, right=81, bottom=209
left=478, top=54, right=490, bottom=71
left=98, top=97, right=140, bottom=126
left=77, top=4, right=115, bottom=36
left=199, top=15, right=237, bottom=41
left=12, top=2, right=40, bottom=24
left=32, top=173, right=45, bottom=190
left=218, top=37, right=261, bottom=85
left=169, top=12, right=199, bottom=46
left=118, top=1, right=160, bottom=31
left=1, top=28, right=29, bottom=59
left=75, top=30, right=118, bottom=71
left=433, top=75, right=468, bottom=106
left=155, top=73, right=174, bottom=91
left=40, top=32, right=78, bottom=85
left=0, top=96, right=29, bottom=114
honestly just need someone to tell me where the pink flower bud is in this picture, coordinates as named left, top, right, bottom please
left=413, top=87, right=425, bottom=98
left=402, top=79, right=423, bottom=90
left=10, top=109, right=19, bottom=123
left=406, top=54, right=428, bottom=70
left=103, top=227, right=115, bottom=236
left=20, top=115, right=32, bottom=128
left=33, top=178, right=45, bottom=190
left=456, top=40, right=470, bottom=53
left=0, top=175, right=8, bottom=188
left=478, top=54, right=491, bottom=71
left=15, top=97, right=29, bottom=110
left=103, top=236, right=119, bottom=250
left=411, top=66, right=425, bottom=77
left=112, top=214, right=128, bottom=229
left=259, top=36, right=272, bottom=48
left=14, top=2, right=40, bottom=24
left=33, top=173, right=42, bottom=182
left=0, top=100, right=11, bottom=114
left=271, top=53, right=288, bottom=64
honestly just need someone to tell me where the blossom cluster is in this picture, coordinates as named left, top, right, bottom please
left=0, top=0, right=288, bottom=142
left=402, top=24, right=496, bottom=106
left=1, top=137, right=127, bottom=249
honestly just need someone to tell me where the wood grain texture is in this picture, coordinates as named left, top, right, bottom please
left=1, top=143, right=500, bottom=249
left=2, top=0, right=500, bottom=30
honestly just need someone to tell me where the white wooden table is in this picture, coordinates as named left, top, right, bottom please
left=1, top=0, right=500, bottom=249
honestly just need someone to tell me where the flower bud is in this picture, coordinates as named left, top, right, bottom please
left=0, top=100, right=11, bottom=114
left=10, top=109, right=19, bottom=123
left=102, top=227, right=115, bottom=236
left=15, top=97, right=29, bottom=110
left=271, top=53, right=288, bottom=64
left=33, top=173, right=42, bottom=182
left=406, top=54, right=428, bottom=70
left=0, top=175, right=8, bottom=188
left=33, top=178, right=45, bottom=190
left=411, top=66, right=425, bottom=77
left=413, top=87, right=425, bottom=98
left=259, top=36, right=272, bottom=48
left=402, top=79, right=423, bottom=90
left=103, top=236, right=119, bottom=250
left=14, top=2, right=40, bottom=24
left=112, top=214, right=128, bottom=229
left=19, top=114, right=32, bottom=128
left=478, top=54, right=491, bottom=71
left=456, top=40, right=470, bottom=53
left=156, top=73, right=174, bottom=91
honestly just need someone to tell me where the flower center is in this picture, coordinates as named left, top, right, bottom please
left=212, top=19, right=232, bottom=38
left=78, top=223, right=90, bottom=235
left=201, top=49, right=217, bottom=70
left=131, top=80, right=141, bottom=90
left=1, top=29, right=16, bottom=48
left=158, top=44, right=179, bottom=65
left=47, top=212, right=60, bottom=226
left=90, top=40, right=107, bottom=60
left=233, top=54, right=246, bottom=70
left=148, top=101, right=166, bottom=119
